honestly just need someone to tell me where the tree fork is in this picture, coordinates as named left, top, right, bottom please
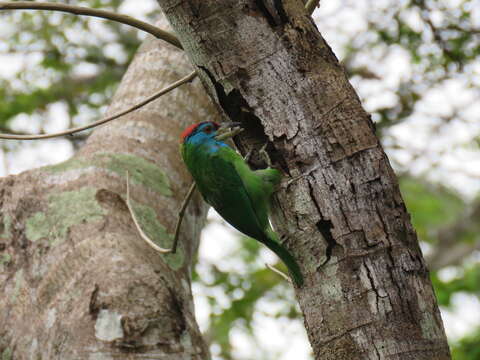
left=156, top=0, right=451, bottom=359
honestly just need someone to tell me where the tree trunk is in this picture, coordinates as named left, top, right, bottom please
left=157, top=1, right=451, bottom=359
left=0, top=17, right=219, bottom=359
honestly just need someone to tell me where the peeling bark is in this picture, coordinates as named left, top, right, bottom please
left=157, top=1, right=451, bottom=359
left=0, top=17, right=219, bottom=359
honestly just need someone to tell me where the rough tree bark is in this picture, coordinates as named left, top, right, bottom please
left=157, top=1, right=451, bottom=359
left=0, top=18, right=220, bottom=359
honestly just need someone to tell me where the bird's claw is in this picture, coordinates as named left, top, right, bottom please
left=259, top=142, right=272, bottom=168
left=244, top=149, right=253, bottom=163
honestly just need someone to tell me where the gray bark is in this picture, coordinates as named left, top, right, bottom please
left=0, top=18, right=219, bottom=359
left=157, top=1, right=451, bottom=359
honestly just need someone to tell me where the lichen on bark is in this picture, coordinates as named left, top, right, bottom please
left=0, top=215, right=11, bottom=238
left=45, top=152, right=172, bottom=196
left=25, top=187, right=106, bottom=245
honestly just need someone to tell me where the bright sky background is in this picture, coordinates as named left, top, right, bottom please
left=0, top=1, right=479, bottom=359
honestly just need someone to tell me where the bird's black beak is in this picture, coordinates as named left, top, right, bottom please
left=215, top=122, right=243, bottom=140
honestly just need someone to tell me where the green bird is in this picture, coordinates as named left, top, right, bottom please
left=180, top=121, right=303, bottom=286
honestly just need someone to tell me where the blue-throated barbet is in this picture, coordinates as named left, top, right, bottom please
left=180, top=121, right=303, bottom=286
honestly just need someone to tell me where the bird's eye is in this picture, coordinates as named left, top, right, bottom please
left=204, top=126, right=212, bottom=133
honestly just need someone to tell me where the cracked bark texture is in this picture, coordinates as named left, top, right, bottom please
left=0, top=17, right=218, bottom=359
left=157, top=1, right=451, bottom=359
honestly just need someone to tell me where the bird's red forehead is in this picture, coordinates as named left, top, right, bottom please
left=180, top=123, right=199, bottom=141
left=180, top=121, right=219, bottom=141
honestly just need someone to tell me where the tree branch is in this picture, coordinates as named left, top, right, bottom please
left=0, top=71, right=197, bottom=140
left=0, top=1, right=182, bottom=49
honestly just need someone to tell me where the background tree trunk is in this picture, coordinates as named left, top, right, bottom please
left=157, top=1, right=451, bottom=359
left=0, top=17, right=219, bottom=359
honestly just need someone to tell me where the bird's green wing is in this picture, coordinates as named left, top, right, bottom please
left=197, top=146, right=268, bottom=241
left=231, top=157, right=280, bottom=226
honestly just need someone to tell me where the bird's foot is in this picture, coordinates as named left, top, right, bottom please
left=259, top=142, right=273, bottom=168
left=244, top=149, right=253, bottom=163
left=280, top=234, right=289, bottom=242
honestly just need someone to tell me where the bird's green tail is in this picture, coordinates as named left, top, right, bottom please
left=261, top=230, right=304, bottom=287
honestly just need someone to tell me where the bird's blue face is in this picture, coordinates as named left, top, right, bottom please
left=182, top=121, right=220, bottom=146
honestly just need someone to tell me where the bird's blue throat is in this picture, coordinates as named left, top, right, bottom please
left=186, top=132, right=228, bottom=154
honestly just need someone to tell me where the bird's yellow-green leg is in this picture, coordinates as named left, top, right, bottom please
left=242, top=142, right=275, bottom=167
left=258, top=142, right=273, bottom=168
left=244, top=148, right=254, bottom=163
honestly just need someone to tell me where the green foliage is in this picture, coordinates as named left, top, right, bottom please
left=432, top=265, right=480, bottom=307
left=451, top=327, right=480, bottom=360
left=399, top=177, right=464, bottom=243
left=341, top=0, right=479, bottom=133
left=194, top=235, right=300, bottom=359
left=0, top=0, right=157, bottom=131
